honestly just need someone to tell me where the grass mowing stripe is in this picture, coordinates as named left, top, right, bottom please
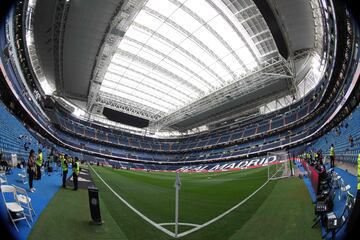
left=89, top=166, right=274, bottom=240
left=90, top=167, right=178, bottom=240
left=29, top=166, right=320, bottom=240
left=92, top=164, right=272, bottom=238
left=28, top=189, right=128, bottom=240
left=90, top=166, right=269, bottom=224
left=89, top=164, right=176, bottom=237
left=177, top=178, right=270, bottom=238
left=179, top=181, right=277, bottom=240
left=228, top=178, right=321, bottom=240
left=89, top=165, right=275, bottom=238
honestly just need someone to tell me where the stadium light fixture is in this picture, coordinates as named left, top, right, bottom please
left=73, top=108, right=85, bottom=117
left=39, top=80, right=54, bottom=95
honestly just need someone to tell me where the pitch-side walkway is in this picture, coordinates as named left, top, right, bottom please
left=0, top=166, right=72, bottom=240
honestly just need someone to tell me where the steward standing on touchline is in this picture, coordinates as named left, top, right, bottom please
left=329, top=144, right=335, bottom=168
left=35, top=149, right=43, bottom=180
left=61, top=154, right=69, bottom=188
left=72, top=157, right=80, bottom=191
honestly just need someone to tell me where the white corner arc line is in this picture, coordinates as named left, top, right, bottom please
left=159, top=222, right=201, bottom=227
left=89, top=165, right=176, bottom=237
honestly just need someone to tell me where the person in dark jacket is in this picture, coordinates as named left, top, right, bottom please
left=28, top=150, right=36, bottom=192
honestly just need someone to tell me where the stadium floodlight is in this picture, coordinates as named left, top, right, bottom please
left=73, top=108, right=85, bottom=117
left=39, top=79, right=54, bottom=95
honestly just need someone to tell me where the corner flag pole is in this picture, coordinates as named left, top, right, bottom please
left=175, top=172, right=181, bottom=237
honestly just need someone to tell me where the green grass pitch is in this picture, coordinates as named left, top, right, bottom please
left=29, top=165, right=321, bottom=240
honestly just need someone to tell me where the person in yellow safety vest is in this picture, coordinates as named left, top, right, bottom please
left=59, top=153, right=64, bottom=163
left=314, top=152, right=318, bottom=161
left=73, top=157, right=80, bottom=191
left=330, top=144, right=335, bottom=168
left=306, top=152, right=311, bottom=161
left=61, top=154, right=69, bottom=188
left=35, top=149, right=43, bottom=180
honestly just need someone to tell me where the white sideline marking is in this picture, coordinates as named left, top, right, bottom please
left=89, top=165, right=176, bottom=237
left=90, top=164, right=285, bottom=238
left=159, top=222, right=200, bottom=227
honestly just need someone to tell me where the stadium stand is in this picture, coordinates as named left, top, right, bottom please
left=0, top=102, right=37, bottom=163
left=312, top=105, right=360, bottom=164
left=0, top=0, right=359, bottom=239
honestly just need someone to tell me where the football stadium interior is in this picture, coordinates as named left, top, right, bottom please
left=0, top=0, right=359, bottom=239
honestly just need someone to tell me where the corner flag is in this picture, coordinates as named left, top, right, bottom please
left=174, top=172, right=181, bottom=237
left=175, top=172, right=181, bottom=189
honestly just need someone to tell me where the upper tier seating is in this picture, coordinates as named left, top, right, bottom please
left=55, top=98, right=318, bottom=152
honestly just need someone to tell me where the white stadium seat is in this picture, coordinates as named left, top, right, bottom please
left=1, top=185, right=31, bottom=231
